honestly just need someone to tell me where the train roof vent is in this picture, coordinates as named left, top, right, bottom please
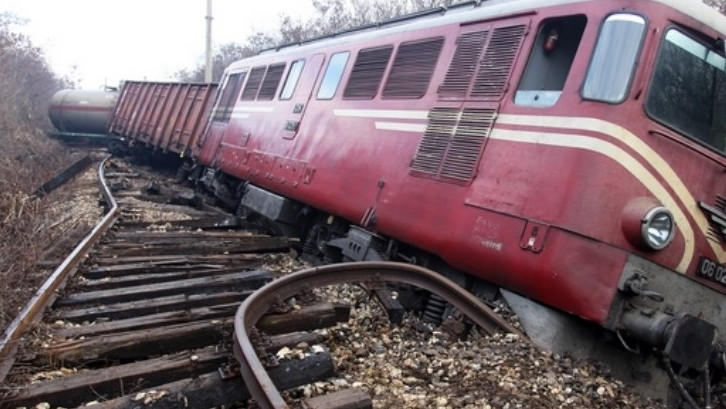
left=411, top=107, right=495, bottom=183
left=240, top=66, right=266, bottom=100
left=439, top=30, right=489, bottom=98
left=258, top=63, right=286, bottom=100
left=383, top=37, right=444, bottom=99
left=344, top=46, right=393, bottom=99
left=471, top=24, right=526, bottom=100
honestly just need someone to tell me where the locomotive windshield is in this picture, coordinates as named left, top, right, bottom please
left=646, top=29, right=726, bottom=153
left=582, top=14, right=645, bottom=103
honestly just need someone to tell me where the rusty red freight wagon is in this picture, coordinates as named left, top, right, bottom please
left=109, top=81, right=218, bottom=157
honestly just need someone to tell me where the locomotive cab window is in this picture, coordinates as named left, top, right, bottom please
left=317, top=52, right=350, bottom=100
left=212, top=71, right=245, bottom=123
left=646, top=29, right=726, bottom=152
left=582, top=13, right=646, bottom=103
left=280, top=59, right=305, bottom=100
left=515, top=15, right=586, bottom=107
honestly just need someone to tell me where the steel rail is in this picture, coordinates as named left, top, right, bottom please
left=233, top=261, right=523, bottom=409
left=0, top=155, right=120, bottom=383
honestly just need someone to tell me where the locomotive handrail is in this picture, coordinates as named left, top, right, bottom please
left=0, top=155, right=120, bottom=383
left=233, top=261, right=522, bottom=409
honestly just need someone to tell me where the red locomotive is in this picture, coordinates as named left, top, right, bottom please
left=92, top=0, right=726, bottom=404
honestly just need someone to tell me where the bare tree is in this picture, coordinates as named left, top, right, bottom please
left=176, top=31, right=281, bottom=83
left=179, top=0, right=726, bottom=83
left=0, top=13, right=76, bottom=331
left=307, top=0, right=464, bottom=37
left=0, top=12, right=71, bottom=191
left=177, top=43, right=249, bottom=82
left=0, top=13, right=70, bottom=131
left=176, top=0, right=467, bottom=82
left=704, top=0, right=726, bottom=13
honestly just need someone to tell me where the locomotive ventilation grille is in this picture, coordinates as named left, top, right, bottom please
left=410, top=23, right=524, bottom=183
left=343, top=38, right=445, bottom=100
left=258, top=63, right=286, bottom=100
left=383, top=37, right=444, bottom=99
left=439, top=31, right=489, bottom=98
left=439, top=24, right=526, bottom=100
left=699, top=196, right=726, bottom=244
left=471, top=25, right=526, bottom=99
left=411, top=107, right=495, bottom=182
left=345, top=46, right=394, bottom=99
left=241, top=66, right=266, bottom=100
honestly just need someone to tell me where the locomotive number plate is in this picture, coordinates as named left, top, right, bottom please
left=696, top=257, right=726, bottom=287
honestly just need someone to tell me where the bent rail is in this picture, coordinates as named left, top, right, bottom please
left=233, top=261, right=523, bottom=409
left=0, top=156, right=120, bottom=383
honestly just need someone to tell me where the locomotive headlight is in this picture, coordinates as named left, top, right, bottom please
left=622, top=198, right=677, bottom=251
left=641, top=207, right=675, bottom=250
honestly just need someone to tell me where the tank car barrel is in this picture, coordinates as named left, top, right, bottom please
left=48, top=89, right=119, bottom=135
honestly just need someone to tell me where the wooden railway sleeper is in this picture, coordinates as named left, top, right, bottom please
left=0, top=156, right=119, bottom=384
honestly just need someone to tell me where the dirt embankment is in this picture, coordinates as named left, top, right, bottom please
left=0, top=128, right=88, bottom=333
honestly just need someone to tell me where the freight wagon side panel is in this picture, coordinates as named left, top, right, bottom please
left=110, top=81, right=218, bottom=157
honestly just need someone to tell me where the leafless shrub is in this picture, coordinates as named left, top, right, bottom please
left=179, top=0, right=726, bottom=83
left=177, top=0, right=468, bottom=82
left=0, top=13, right=74, bottom=331
left=704, top=0, right=726, bottom=13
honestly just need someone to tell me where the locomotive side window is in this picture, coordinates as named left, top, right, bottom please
left=258, top=63, right=286, bottom=100
left=582, top=14, right=646, bottom=103
left=212, top=71, right=245, bottom=123
left=317, top=52, right=350, bottom=100
left=515, top=15, right=586, bottom=107
left=240, top=66, right=267, bottom=100
left=646, top=29, right=726, bottom=152
left=383, top=37, right=444, bottom=99
left=344, top=46, right=393, bottom=99
left=279, top=59, right=305, bottom=100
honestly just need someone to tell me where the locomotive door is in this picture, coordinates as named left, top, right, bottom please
left=281, top=53, right=325, bottom=140
left=410, top=19, right=528, bottom=184
left=196, top=70, right=246, bottom=166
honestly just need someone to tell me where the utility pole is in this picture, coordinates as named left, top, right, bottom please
left=204, top=0, right=213, bottom=82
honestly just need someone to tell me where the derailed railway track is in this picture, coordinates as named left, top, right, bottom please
left=234, top=262, right=522, bottom=409
left=0, top=158, right=294, bottom=408
left=0, top=157, right=517, bottom=409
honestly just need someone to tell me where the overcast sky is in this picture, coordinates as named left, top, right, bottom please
left=1, top=0, right=315, bottom=89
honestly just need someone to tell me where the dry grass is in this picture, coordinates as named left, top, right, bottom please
left=0, top=127, right=73, bottom=332
left=0, top=13, right=76, bottom=332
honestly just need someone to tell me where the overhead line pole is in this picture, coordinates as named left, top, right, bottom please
left=205, top=0, right=213, bottom=83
